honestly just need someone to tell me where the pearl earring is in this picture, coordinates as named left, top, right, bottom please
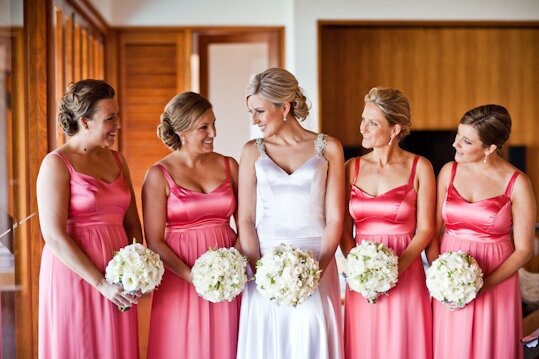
left=388, top=137, right=393, bottom=146
left=483, top=153, right=488, bottom=163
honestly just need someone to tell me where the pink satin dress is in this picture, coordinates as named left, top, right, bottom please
left=147, top=157, right=240, bottom=359
left=344, top=156, right=433, bottom=359
left=433, top=162, right=522, bottom=359
left=38, top=151, right=139, bottom=359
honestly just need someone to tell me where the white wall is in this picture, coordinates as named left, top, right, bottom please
left=88, top=0, right=539, bottom=131
left=291, top=0, right=539, bottom=131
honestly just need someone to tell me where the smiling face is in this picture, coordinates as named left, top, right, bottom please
left=84, top=98, right=120, bottom=148
left=247, top=94, right=287, bottom=137
left=182, top=109, right=217, bottom=153
left=453, top=124, right=489, bottom=163
left=360, top=102, right=395, bottom=149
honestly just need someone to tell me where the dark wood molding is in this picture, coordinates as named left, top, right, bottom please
left=317, top=20, right=539, bottom=28
left=66, top=0, right=108, bottom=34
left=24, top=0, right=52, bottom=357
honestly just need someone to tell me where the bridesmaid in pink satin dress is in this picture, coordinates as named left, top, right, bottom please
left=427, top=105, right=536, bottom=359
left=143, top=92, right=240, bottom=359
left=341, top=87, right=435, bottom=359
left=37, top=80, right=141, bottom=359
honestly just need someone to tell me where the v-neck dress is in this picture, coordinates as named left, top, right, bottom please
left=38, top=151, right=139, bottom=359
left=433, top=162, right=522, bottom=359
left=344, top=156, right=433, bottom=359
left=236, top=134, right=344, bottom=359
left=146, top=157, right=240, bottom=359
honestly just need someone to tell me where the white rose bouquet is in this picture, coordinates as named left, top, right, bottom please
left=255, top=243, right=322, bottom=307
left=105, top=242, right=165, bottom=310
left=191, top=247, right=248, bottom=303
left=426, top=251, right=484, bottom=310
left=344, top=240, right=399, bottom=304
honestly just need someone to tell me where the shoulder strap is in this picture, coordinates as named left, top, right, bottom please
left=314, top=133, right=327, bottom=157
left=449, top=162, right=458, bottom=185
left=51, top=152, right=74, bottom=174
left=224, top=156, right=232, bottom=183
left=504, top=171, right=520, bottom=196
left=408, top=156, right=420, bottom=185
left=155, top=164, right=176, bottom=189
left=255, top=138, right=266, bottom=157
left=352, top=157, right=360, bottom=184
left=110, top=150, right=124, bottom=176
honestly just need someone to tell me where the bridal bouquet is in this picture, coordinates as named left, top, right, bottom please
left=426, top=251, right=484, bottom=309
left=105, top=242, right=165, bottom=300
left=255, top=243, right=322, bottom=307
left=191, top=247, right=248, bottom=303
left=344, top=240, right=399, bottom=304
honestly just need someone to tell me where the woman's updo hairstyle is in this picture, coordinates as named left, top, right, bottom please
left=364, top=87, right=412, bottom=142
left=157, top=92, right=212, bottom=150
left=459, top=104, right=511, bottom=155
left=246, top=68, right=310, bottom=121
left=58, top=79, right=115, bottom=136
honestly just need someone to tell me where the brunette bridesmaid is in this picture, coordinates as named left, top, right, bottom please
left=37, top=80, right=140, bottom=358
left=427, top=104, right=536, bottom=359
left=143, top=92, right=240, bottom=359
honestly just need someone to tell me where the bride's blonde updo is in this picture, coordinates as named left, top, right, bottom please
left=58, top=79, right=115, bottom=136
left=157, top=92, right=212, bottom=150
left=246, top=68, right=310, bottom=121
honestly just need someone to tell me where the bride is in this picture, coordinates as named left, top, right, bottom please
left=236, top=68, right=344, bottom=359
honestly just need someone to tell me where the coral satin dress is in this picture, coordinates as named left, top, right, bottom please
left=344, top=156, right=433, bottom=359
left=433, top=162, right=522, bottom=359
left=39, top=151, right=139, bottom=359
left=147, top=157, right=240, bottom=359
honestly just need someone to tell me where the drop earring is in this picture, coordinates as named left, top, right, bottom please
left=181, top=135, right=186, bottom=145
left=388, top=136, right=393, bottom=146
left=483, top=153, right=488, bottom=163
left=283, top=115, right=287, bottom=122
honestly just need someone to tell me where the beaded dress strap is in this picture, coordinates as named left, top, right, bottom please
left=314, top=133, right=327, bottom=158
left=255, top=138, right=266, bottom=158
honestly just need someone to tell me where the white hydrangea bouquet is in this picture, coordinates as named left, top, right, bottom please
left=191, top=247, right=248, bottom=303
left=426, top=251, right=484, bottom=310
left=255, top=243, right=322, bottom=307
left=344, top=240, right=399, bottom=304
left=105, top=242, right=165, bottom=310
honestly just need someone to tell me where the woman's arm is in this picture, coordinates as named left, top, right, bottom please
left=319, top=137, right=345, bottom=272
left=426, top=162, right=452, bottom=264
left=142, top=165, right=193, bottom=283
left=227, top=157, right=242, bottom=251
left=340, top=158, right=357, bottom=258
left=117, top=151, right=143, bottom=244
left=480, top=172, right=536, bottom=293
left=237, top=141, right=261, bottom=273
left=397, top=156, right=435, bottom=275
left=37, top=153, right=137, bottom=308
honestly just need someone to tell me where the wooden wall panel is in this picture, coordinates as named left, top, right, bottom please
left=117, top=31, right=190, bottom=357
left=319, top=23, right=539, bottom=217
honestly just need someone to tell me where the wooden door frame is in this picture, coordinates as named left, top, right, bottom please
left=193, top=27, right=285, bottom=98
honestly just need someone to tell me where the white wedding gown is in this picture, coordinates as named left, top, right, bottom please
left=237, top=134, right=343, bottom=359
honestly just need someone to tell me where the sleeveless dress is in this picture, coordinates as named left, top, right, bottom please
left=38, top=151, right=139, bottom=359
left=344, top=156, right=433, bottom=359
left=147, top=157, right=240, bottom=359
left=432, top=162, right=522, bottom=359
left=236, top=134, right=344, bottom=359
